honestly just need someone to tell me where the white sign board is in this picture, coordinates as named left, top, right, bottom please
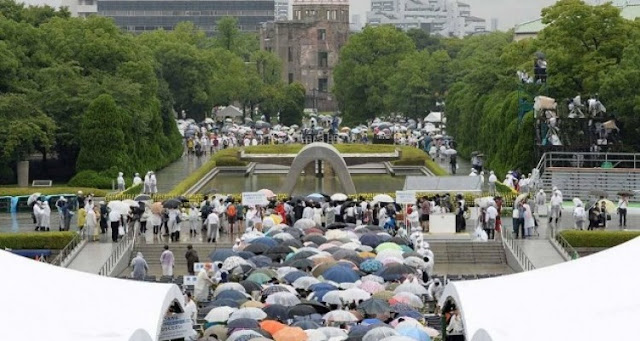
left=242, top=192, right=268, bottom=206
left=159, top=313, right=193, bottom=341
left=183, top=275, right=197, bottom=286
left=194, top=262, right=213, bottom=273
left=395, top=191, right=416, bottom=205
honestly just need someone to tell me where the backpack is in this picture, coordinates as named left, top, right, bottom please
left=226, top=204, right=237, bottom=217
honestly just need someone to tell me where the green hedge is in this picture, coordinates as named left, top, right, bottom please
left=68, top=170, right=114, bottom=189
left=558, top=230, right=640, bottom=248
left=0, top=186, right=107, bottom=197
left=0, top=231, right=78, bottom=249
left=121, top=183, right=143, bottom=195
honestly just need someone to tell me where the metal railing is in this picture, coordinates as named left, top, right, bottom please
left=500, top=227, right=536, bottom=272
left=51, top=232, right=83, bottom=267
left=98, top=224, right=137, bottom=276
left=542, top=152, right=640, bottom=169
left=550, top=226, right=580, bottom=260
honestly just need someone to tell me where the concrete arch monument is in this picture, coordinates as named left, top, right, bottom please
left=280, top=142, right=357, bottom=195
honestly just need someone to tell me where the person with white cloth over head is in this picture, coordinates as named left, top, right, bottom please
left=130, top=252, right=149, bottom=280
left=41, top=201, right=51, bottom=232
left=549, top=191, right=563, bottom=226
left=408, top=205, right=420, bottom=232
left=132, top=173, right=142, bottom=186
left=488, top=171, right=497, bottom=195
left=116, top=172, right=125, bottom=191
left=194, top=267, right=214, bottom=302
left=33, top=201, right=43, bottom=231
left=160, top=245, right=174, bottom=276
left=143, top=172, right=151, bottom=194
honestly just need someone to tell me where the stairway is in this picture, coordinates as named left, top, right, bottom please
left=429, top=241, right=507, bottom=264
left=122, top=242, right=234, bottom=277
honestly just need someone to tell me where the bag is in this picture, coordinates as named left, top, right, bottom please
left=607, top=214, right=612, bottom=221
left=118, top=226, right=125, bottom=236
left=226, top=205, right=237, bottom=217
left=176, top=215, right=181, bottom=224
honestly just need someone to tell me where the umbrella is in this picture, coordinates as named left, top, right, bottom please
left=262, top=285, right=295, bottom=296
left=228, top=307, right=268, bottom=321
left=360, top=234, right=382, bottom=248
left=288, top=259, right=314, bottom=270
left=27, top=193, right=42, bottom=206
left=397, top=327, right=431, bottom=341
left=392, top=293, right=424, bottom=308
left=209, top=298, right=241, bottom=308
left=293, top=320, right=322, bottom=330
left=266, top=292, right=301, bottom=306
left=358, top=280, right=386, bottom=294
left=273, top=327, right=308, bottom=341
left=320, top=290, right=343, bottom=305
left=247, top=272, right=272, bottom=284
left=251, top=237, right=279, bottom=248
left=618, top=191, right=634, bottom=197
left=294, top=218, right=317, bottom=230
left=381, top=336, right=419, bottom=341
left=304, top=235, right=328, bottom=245
left=244, top=243, right=270, bottom=255
left=261, top=320, right=287, bottom=335
left=515, top=193, right=529, bottom=205
left=394, top=280, right=428, bottom=295
left=134, top=194, right=151, bottom=201
left=590, top=190, right=608, bottom=198
left=358, top=298, right=391, bottom=315
left=293, top=276, right=321, bottom=290
left=288, top=304, right=317, bottom=318
left=323, top=310, right=358, bottom=322
left=375, top=243, right=404, bottom=253
left=223, top=256, right=250, bottom=271
left=216, top=290, right=249, bottom=302
left=373, top=194, right=394, bottom=203
left=263, top=304, right=290, bottom=321
left=227, top=317, right=260, bottom=329
left=299, top=299, right=330, bottom=314
left=162, top=199, right=181, bottom=209
left=150, top=202, right=163, bottom=214
left=241, top=300, right=265, bottom=309
left=240, top=280, right=262, bottom=294
left=283, top=270, right=308, bottom=284
left=331, top=193, right=348, bottom=202
left=443, top=149, right=457, bottom=156
left=258, top=189, right=276, bottom=199
left=599, top=199, right=616, bottom=212
left=214, top=282, right=247, bottom=297
left=107, top=201, right=130, bottom=215
left=317, top=327, right=348, bottom=339
left=363, top=327, right=398, bottom=341
left=360, top=259, right=383, bottom=274
left=322, top=266, right=360, bottom=283
left=375, top=264, right=416, bottom=281
left=249, top=255, right=273, bottom=268
left=205, top=306, right=237, bottom=323
left=340, top=288, right=371, bottom=303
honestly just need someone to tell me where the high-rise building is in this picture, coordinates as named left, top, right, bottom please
left=491, top=17, right=499, bottom=31
left=260, top=0, right=349, bottom=111
left=60, top=0, right=97, bottom=17
left=97, top=0, right=275, bottom=35
left=367, top=0, right=486, bottom=37
left=351, top=13, right=362, bottom=31
left=275, top=0, right=289, bottom=20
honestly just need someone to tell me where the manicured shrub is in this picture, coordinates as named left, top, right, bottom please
left=0, top=231, right=78, bottom=249
left=0, top=186, right=107, bottom=197
left=68, top=170, right=113, bottom=189
left=558, top=230, right=640, bottom=248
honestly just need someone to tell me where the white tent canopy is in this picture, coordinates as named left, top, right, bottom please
left=424, top=112, right=444, bottom=123
left=0, top=250, right=185, bottom=341
left=439, top=237, right=640, bottom=341
left=216, top=105, right=243, bottom=118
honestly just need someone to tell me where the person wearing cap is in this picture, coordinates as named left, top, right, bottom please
left=150, top=171, right=158, bottom=194
left=488, top=171, right=497, bottom=195
left=77, top=191, right=86, bottom=210
left=99, top=201, right=109, bottom=234
left=116, top=172, right=125, bottom=191
left=133, top=173, right=142, bottom=186
left=130, top=252, right=148, bottom=280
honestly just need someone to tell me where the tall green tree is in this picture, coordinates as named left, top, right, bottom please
left=333, top=25, right=415, bottom=125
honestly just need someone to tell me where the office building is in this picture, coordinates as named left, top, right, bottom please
left=275, top=0, right=289, bottom=20
left=97, top=0, right=275, bottom=35
left=367, top=0, right=486, bottom=37
left=260, top=0, right=349, bottom=111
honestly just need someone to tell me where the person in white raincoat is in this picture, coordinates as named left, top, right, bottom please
left=40, top=201, right=51, bottom=231
left=204, top=210, right=220, bottom=243
left=188, top=206, right=200, bottom=237
left=523, top=201, right=535, bottom=238
left=85, top=206, right=98, bottom=241
left=33, top=201, right=43, bottom=231
left=194, top=268, right=214, bottom=302
left=408, top=205, right=420, bottom=231
left=116, top=172, right=125, bottom=191
left=149, top=171, right=158, bottom=194
left=143, top=172, right=151, bottom=194
left=133, top=173, right=142, bottom=186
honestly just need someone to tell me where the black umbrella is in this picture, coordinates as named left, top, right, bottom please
left=292, top=320, right=322, bottom=330
left=375, top=264, right=416, bottom=281
left=163, top=199, right=181, bottom=209
left=249, top=255, right=272, bottom=268
left=304, top=235, right=327, bottom=245
left=287, top=251, right=318, bottom=262
left=134, top=194, right=151, bottom=201
left=589, top=189, right=608, bottom=198
left=175, top=196, right=190, bottom=203
left=327, top=222, right=348, bottom=230
left=265, top=245, right=292, bottom=261
left=358, top=298, right=391, bottom=315
left=263, top=304, right=289, bottom=321
left=323, top=246, right=341, bottom=254
left=239, top=280, right=262, bottom=293
left=360, top=234, right=382, bottom=248
left=347, top=325, right=377, bottom=341
left=283, top=227, right=303, bottom=239
left=236, top=251, right=256, bottom=260
left=298, top=299, right=330, bottom=314
left=287, top=304, right=317, bottom=318
left=389, top=237, right=409, bottom=246
left=279, top=239, right=304, bottom=248
left=216, top=290, right=248, bottom=302
left=209, top=249, right=235, bottom=262
left=287, top=259, right=314, bottom=270
left=332, top=249, right=359, bottom=260
left=209, top=299, right=240, bottom=308
left=244, top=243, right=270, bottom=255
left=227, top=318, right=259, bottom=329
left=343, top=254, right=365, bottom=266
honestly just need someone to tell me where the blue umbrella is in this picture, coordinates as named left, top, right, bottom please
left=215, top=290, right=248, bottom=302
left=283, top=270, right=308, bottom=284
left=322, top=266, right=360, bottom=283
left=251, top=237, right=278, bottom=248
left=227, top=318, right=260, bottom=329
left=360, top=234, right=382, bottom=248
left=293, top=320, right=322, bottom=330
left=209, top=249, right=235, bottom=262
left=263, top=304, right=288, bottom=321
left=236, top=251, right=255, bottom=260
left=209, top=299, right=240, bottom=308
left=249, top=255, right=272, bottom=268
left=378, top=234, right=392, bottom=242
left=309, top=283, right=337, bottom=292
left=375, top=263, right=416, bottom=281
left=398, top=310, right=424, bottom=320
left=362, top=318, right=385, bottom=326
left=397, top=327, right=431, bottom=341
left=390, top=302, right=415, bottom=314
left=360, top=259, right=383, bottom=273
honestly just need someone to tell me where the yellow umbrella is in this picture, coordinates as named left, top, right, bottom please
left=241, top=300, right=265, bottom=308
left=598, top=199, right=616, bottom=213
left=359, top=251, right=377, bottom=259
left=270, top=214, right=283, bottom=225
left=372, top=290, right=395, bottom=300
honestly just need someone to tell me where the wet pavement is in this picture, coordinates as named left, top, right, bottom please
left=155, top=152, right=211, bottom=193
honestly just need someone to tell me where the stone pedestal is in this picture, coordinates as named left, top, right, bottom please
left=17, top=160, right=29, bottom=187
left=304, top=163, right=316, bottom=177
left=324, top=163, right=335, bottom=177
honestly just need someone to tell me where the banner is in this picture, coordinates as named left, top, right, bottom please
left=183, top=275, right=197, bottom=286
left=395, top=191, right=416, bottom=205
left=242, top=192, right=268, bottom=206
left=159, top=313, right=193, bottom=341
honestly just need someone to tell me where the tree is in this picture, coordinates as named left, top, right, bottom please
left=212, top=16, right=259, bottom=61
left=280, top=82, right=306, bottom=126
left=333, top=25, right=415, bottom=125
left=406, top=28, right=443, bottom=53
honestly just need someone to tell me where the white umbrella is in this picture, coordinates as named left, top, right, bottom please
left=321, top=290, right=343, bottom=305
left=325, top=230, right=347, bottom=240
left=276, top=267, right=299, bottom=279
left=444, top=148, right=457, bottom=156
left=214, top=283, right=247, bottom=297
left=122, top=199, right=139, bottom=208
left=273, top=233, right=295, bottom=241
left=373, top=194, right=394, bottom=203
left=361, top=275, right=385, bottom=284
left=331, top=193, right=348, bottom=201
left=258, top=188, right=275, bottom=199
left=293, top=276, right=321, bottom=290
left=322, top=310, right=358, bottom=322
left=205, top=306, right=237, bottom=323
left=293, top=218, right=317, bottom=230
left=227, top=330, right=263, bottom=341
left=376, top=249, right=405, bottom=260
left=340, top=242, right=361, bottom=251
left=403, top=257, right=427, bottom=269
left=107, top=201, right=130, bottom=215
left=358, top=280, right=386, bottom=294
left=306, top=329, right=328, bottom=341
left=363, top=327, right=398, bottom=341
left=223, top=256, right=249, bottom=271
left=381, top=336, right=417, bottom=341
left=265, top=292, right=301, bottom=306
left=393, top=280, right=428, bottom=296
left=339, top=288, right=371, bottom=303
left=228, top=307, right=267, bottom=321
left=27, top=193, right=42, bottom=206
left=317, top=327, right=348, bottom=339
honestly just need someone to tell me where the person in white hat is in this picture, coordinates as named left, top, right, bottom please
left=149, top=171, right=157, bottom=194
left=116, top=172, right=125, bottom=191
left=488, top=171, right=497, bottom=195
left=133, top=173, right=142, bottom=186
left=469, top=168, right=478, bottom=176
left=143, top=172, right=151, bottom=194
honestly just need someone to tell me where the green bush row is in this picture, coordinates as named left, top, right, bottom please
left=558, top=230, right=640, bottom=248
left=121, top=183, right=143, bottom=195
left=0, top=231, right=78, bottom=249
left=0, top=186, right=107, bottom=197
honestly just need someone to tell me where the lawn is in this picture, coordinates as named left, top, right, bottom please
left=0, top=186, right=108, bottom=197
